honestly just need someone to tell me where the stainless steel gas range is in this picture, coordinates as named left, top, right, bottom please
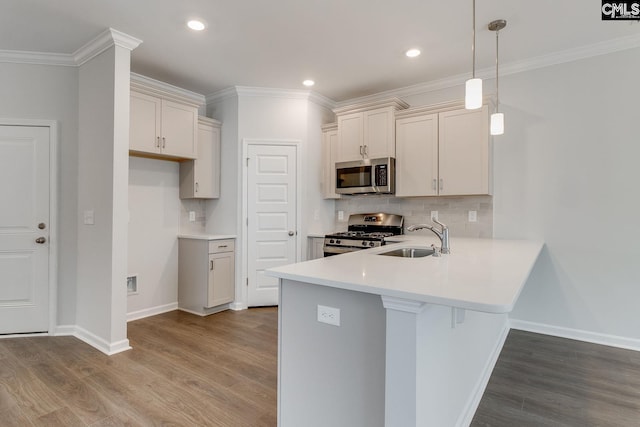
left=323, top=213, right=404, bottom=257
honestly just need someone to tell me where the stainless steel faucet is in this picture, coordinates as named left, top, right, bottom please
left=407, top=219, right=450, bottom=254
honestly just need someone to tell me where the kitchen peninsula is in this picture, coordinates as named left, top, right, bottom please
left=267, top=237, right=543, bottom=427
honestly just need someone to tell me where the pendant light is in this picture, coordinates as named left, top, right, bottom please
left=465, top=0, right=482, bottom=110
left=488, top=19, right=506, bottom=135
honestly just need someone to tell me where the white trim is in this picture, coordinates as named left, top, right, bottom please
left=205, top=87, right=336, bottom=111
left=229, top=302, right=247, bottom=311
left=509, top=319, right=640, bottom=352
left=74, top=325, right=132, bottom=355
left=130, top=72, right=205, bottom=107
left=74, top=28, right=142, bottom=66
left=0, top=119, right=58, bottom=337
left=456, top=322, right=510, bottom=427
left=205, top=87, right=239, bottom=104
left=381, top=296, right=427, bottom=313
left=53, top=325, right=76, bottom=336
left=242, top=139, right=302, bottom=309
left=0, top=332, right=48, bottom=339
left=0, top=50, right=76, bottom=66
left=126, top=302, right=178, bottom=322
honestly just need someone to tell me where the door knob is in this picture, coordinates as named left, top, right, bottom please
left=38, top=223, right=46, bottom=230
left=36, top=237, right=46, bottom=244
left=288, top=231, right=295, bottom=236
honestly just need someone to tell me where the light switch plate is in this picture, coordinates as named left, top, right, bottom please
left=189, top=211, right=196, bottom=222
left=468, top=210, right=478, bottom=222
left=83, top=210, right=94, bottom=225
left=431, top=211, right=438, bottom=221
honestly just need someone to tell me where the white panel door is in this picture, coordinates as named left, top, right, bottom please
left=247, top=144, right=297, bottom=306
left=0, top=125, right=50, bottom=334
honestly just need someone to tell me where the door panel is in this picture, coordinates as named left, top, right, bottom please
left=0, top=125, right=50, bottom=334
left=247, top=144, right=297, bottom=307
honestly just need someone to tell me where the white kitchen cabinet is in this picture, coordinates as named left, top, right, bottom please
left=334, top=98, right=408, bottom=163
left=321, top=123, right=340, bottom=199
left=180, top=117, right=221, bottom=199
left=395, top=104, right=490, bottom=197
left=307, top=236, right=325, bottom=260
left=178, top=237, right=235, bottom=315
left=395, top=113, right=439, bottom=197
left=129, top=90, right=198, bottom=160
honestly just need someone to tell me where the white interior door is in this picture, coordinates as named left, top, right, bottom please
left=247, top=144, right=297, bottom=307
left=0, top=125, right=50, bottom=334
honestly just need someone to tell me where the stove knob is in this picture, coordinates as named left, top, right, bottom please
left=369, top=242, right=375, bottom=247
left=362, top=241, right=367, bottom=246
left=336, top=240, right=341, bottom=244
left=329, top=239, right=335, bottom=244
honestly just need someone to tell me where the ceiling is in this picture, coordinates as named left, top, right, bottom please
left=3, top=0, right=639, bottom=101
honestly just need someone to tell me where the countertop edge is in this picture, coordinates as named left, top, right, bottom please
left=178, top=234, right=237, bottom=240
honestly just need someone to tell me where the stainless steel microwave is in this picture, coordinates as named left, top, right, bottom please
left=335, top=157, right=395, bottom=195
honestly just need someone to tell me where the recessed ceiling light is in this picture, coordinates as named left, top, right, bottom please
left=187, top=20, right=206, bottom=31
left=303, top=80, right=315, bottom=87
left=405, top=48, right=421, bottom=58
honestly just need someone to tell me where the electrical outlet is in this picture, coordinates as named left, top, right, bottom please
left=468, top=210, right=478, bottom=222
left=317, top=305, right=340, bottom=326
left=189, top=211, right=196, bottom=222
left=83, top=210, right=94, bottom=225
left=338, top=210, right=345, bottom=221
left=430, top=211, right=438, bottom=221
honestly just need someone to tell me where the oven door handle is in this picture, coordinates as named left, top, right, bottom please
left=323, top=246, right=357, bottom=256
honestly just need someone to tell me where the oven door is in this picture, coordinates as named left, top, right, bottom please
left=323, top=245, right=358, bottom=257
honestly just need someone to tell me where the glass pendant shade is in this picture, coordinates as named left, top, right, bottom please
left=490, top=112, right=504, bottom=135
left=465, top=78, right=483, bottom=109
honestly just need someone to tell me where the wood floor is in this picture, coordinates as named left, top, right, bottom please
left=472, top=329, right=640, bottom=426
left=0, top=307, right=278, bottom=426
left=2, top=311, right=640, bottom=426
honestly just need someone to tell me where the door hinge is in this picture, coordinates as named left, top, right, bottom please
left=246, top=217, right=248, bottom=226
left=246, top=157, right=250, bottom=166
left=246, top=278, right=249, bottom=287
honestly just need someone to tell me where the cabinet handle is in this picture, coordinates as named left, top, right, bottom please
left=156, top=136, right=160, bottom=148
left=162, top=137, right=166, bottom=148
left=218, top=245, right=228, bottom=248
left=364, top=145, right=368, bottom=156
left=439, top=178, right=444, bottom=191
left=195, top=182, right=199, bottom=193
left=432, top=179, right=437, bottom=190
left=210, top=260, right=214, bottom=270
left=359, top=145, right=363, bottom=156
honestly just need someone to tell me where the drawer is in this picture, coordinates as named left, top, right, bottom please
left=209, top=239, right=234, bottom=254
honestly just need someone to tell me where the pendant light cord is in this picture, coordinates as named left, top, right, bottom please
left=472, top=0, right=476, bottom=78
left=495, top=29, right=499, bottom=112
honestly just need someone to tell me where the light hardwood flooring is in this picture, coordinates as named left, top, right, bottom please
left=2, top=310, right=640, bottom=426
left=0, top=307, right=277, bottom=426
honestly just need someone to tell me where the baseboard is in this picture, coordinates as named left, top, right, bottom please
left=53, top=325, right=76, bottom=336
left=229, top=302, right=246, bottom=311
left=509, top=319, right=640, bottom=352
left=127, top=302, right=178, bottom=322
left=457, top=321, right=510, bottom=427
left=57, top=325, right=132, bottom=356
left=178, top=303, right=231, bottom=317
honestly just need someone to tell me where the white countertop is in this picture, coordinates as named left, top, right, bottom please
left=177, top=234, right=236, bottom=240
left=266, top=237, right=544, bottom=313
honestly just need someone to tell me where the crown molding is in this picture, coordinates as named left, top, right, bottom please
left=130, top=72, right=205, bottom=107
left=0, top=49, right=76, bottom=66
left=74, top=28, right=141, bottom=66
left=205, top=86, right=337, bottom=110
left=338, top=33, right=640, bottom=106
left=333, top=97, right=410, bottom=115
left=321, top=122, right=338, bottom=131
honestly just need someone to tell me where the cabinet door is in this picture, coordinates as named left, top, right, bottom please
left=364, top=107, right=395, bottom=159
left=438, top=106, right=489, bottom=196
left=160, top=99, right=197, bottom=159
left=322, top=129, right=340, bottom=199
left=396, top=114, right=439, bottom=197
left=207, top=251, right=235, bottom=308
left=337, top=112, right=364, bottom=162
left=130, top=91, right=161, bottom=154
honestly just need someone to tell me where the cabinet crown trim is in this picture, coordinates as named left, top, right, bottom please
left=333, top=97, right=409, bottom=115
left=321, top=123, right=337, bottom=131
left=131, top=72, right=205, bottom=107
left=394, top=96, right=494, bottom=119
left=198, top=116, right=222, bottom=127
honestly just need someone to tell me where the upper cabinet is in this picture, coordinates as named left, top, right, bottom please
left=321, top=123, right=340, bottom=199
left=334, top=98, right=409, bottom=162
left=395, top=104, right=490, bottom=197
left=180, top=117, right=222, bottom=199
left=129, top=74, right=202, bottom=161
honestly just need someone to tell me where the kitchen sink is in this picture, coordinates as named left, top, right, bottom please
left=377, top=247, right=435, bottom=258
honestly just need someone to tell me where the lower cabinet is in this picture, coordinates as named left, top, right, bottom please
left=307, top=236, right=325, bottom=260
left=178, top=237, right=235, bottom=315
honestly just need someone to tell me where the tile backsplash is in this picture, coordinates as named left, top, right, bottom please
left=180, top=199, right=207, bottom=234
left=335, top=195, right=493, bottom=238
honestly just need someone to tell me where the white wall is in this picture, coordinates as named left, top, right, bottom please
left=0, top=62, right=79, bottom=326
left=494, top=47, right=640, bottom=341
left=76, top=44, right=131, bottom=353
left=127, top=157, right=180, bottom=318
